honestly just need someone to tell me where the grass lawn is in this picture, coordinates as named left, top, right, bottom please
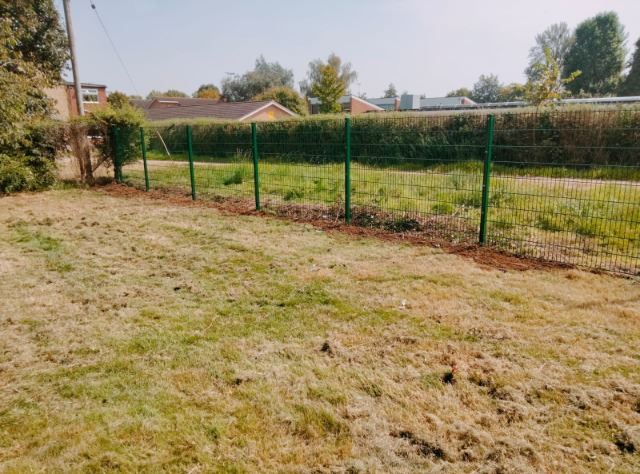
left=124, top=159, right=640, bottom=274
left=1, top=189, right=639, bottom=472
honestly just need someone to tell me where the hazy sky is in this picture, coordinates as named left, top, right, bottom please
left=56, top=0, right=640, bottom=98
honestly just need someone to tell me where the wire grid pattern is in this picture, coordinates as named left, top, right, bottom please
left=256, top=119, right=344, bottom=213
left=119, top=108, right=640, bottom=275
left=190, top=123, right=254, bottom=201
left=122, top=124, right=192, bottom=196
left=350, top=114, right=486, bottom=240
left=488, top=110, right=640, bottom=275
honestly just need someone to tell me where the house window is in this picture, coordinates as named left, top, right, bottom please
left=82, top=88, right=99, bottom=103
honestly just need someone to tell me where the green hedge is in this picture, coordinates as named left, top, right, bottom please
left=143, top=107, right=640, bottom=168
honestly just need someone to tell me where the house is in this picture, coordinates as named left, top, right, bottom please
left=366, top=97, right=401, bottom=111
left=419, top=96, right=476, bottom=110
left=131, top=97, right=297, bottom=122
left=308, top=95, right=384, bottom=115
left=45, top=81, right=108, bottom=119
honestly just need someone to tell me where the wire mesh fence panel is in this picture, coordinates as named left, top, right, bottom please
left=256, top=118, right=345, bottom=216
left=488, top=110, right=640, bottom=275
left=350, top=114, right=487, bottom=240
left=122, top=124, right=193, bottom=197
left=190, top=122, right=254, bottom=201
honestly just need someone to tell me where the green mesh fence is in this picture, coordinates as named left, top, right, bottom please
left=119, top=109, right=640, bottom=275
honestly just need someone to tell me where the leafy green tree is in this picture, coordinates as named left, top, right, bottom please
left=311, top=64, right=345, bottom=113
left=146, top=89, right=188, bottom=99
left=221, top=56, right=294, bottom=102
left=446, top=87, right=472, bottom=98
left=193, top=84, right=221, bottom=99
left=0, top=1, right=68, bottom=193
left=471, top=74, right=502, bottom=103
left=526, top=23, right=574, bottom=81
left=253, top=86, right=307, bottom=115
left=564, top=12, right=627, bottom=95
left=107, top=91, right=130, bottom=109
left=299, top=53, right=357, bottom=97
left=383, top=83, right=398, bottom=98
left=525, top=47, right=581, bottom=106
left=619, top=37, right=640, bottom=96
left=498, top=83, right=526, bottom=102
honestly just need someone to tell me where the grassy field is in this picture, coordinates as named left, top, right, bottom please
left=1, top=189, right=639, bottom=472
left=123, top=159, right=640, bottom=274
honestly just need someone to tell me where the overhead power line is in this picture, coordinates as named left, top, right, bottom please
left=88, top=0, right=140, bottom=95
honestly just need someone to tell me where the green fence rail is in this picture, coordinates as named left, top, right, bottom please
left=117, top=109, right=640, bottom=275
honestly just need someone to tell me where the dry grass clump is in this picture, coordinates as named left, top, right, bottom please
left=0, top=190, right=638, bottom=472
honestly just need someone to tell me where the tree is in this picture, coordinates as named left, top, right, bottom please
left=525, top=23, right=574, bottom=81
left=193, top=84, right=220, bottom=99
left=619, top=37, right=640, bottom=96
left=564, top=12, right=627, bottom=96
left=525, top=47, right=581, bottom=106
left=383, top=83, right=398, bottom=98
left=221, top=56, right=294, bottom=102
left=471, top=74, right=502, bottom=103
left=446, top=87, right=472, bottom=98
left=311, top=64, right=345, bottom=113
left=498, top=83, right=526, bottom=102
left=107, top=91, right=130, bottom=109
left=146, top=89, right=188, bottom=99
left=299, top=53, right=357, bottom=97
left=253, top=86, right=307, bottom=115
left=0, top=1, right=68, bottom=192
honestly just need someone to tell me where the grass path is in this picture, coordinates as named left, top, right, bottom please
left=0, top=190, right=639, bottom=472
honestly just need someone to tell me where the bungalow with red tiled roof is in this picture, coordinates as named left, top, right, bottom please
left=131, top=97, right=297, bottom=122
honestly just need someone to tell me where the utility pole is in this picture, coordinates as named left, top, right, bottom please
left=62, top=0, right=84, bottom=116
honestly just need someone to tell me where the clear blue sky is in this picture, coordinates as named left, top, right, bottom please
left=56, top=0, right=640, bottom=98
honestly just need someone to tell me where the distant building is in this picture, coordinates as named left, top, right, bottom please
left=131, top=97, right=297, bottom=122
left=366, top=97, right=401, bottom=111
left=419, top=96, right=476, bottom=110
left=308, top=95, right=384, bottom=115
left=45, top=81, right=108, bottom=119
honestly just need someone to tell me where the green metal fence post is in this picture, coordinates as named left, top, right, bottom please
left=186, top=125, right=196, bottom=200
left=251, top=122, right=261, bottom=210
left=344, top=116, right=352, bottom=223
left=479, top=114, right=495, bottom=245
left=112, top=125, right=122, bottom=183
left=139, top=127, right=150, bottom=191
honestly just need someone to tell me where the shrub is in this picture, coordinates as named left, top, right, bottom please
left=0, top=153, right=56, bottom=194
left=89, top=105, right=145, bottom=178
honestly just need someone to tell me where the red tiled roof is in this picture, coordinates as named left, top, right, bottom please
left=138, top=100, right=295, bottom=122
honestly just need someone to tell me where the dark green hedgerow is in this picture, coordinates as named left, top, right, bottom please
left=144, top=107, right=640, bottom=169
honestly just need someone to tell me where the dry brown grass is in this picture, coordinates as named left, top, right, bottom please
left=0, top=189, right=639, bottom=473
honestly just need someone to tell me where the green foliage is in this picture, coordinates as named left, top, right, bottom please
left=619, top=37, right=640, bottom=96
left=252, top=86, right=307, bottom=115
left=311, top=65, right=346, bottom=114
left=0, top=1, right=68, bottom=193
left=446, top=87, right=472, bottom=98
left=383, top=83, right=398, bottom=98
left=471, top=74, right=502, bottom=103
left=498, top=83, right=526, bottom=102
left=146, top=89, right=189, bottom=99
left=107, top=91, right=131, bottom=109
left=525, top=48, right=581, bottom=106
left=89, top=105, right=145, bottom=170
left=300, top=53, right=357, bottom=97
left=193, top=84, right=221, bottom=99
left=221, top=55, right=294, bottom=102
left=525, top=23, right=574, bottom=81
left=0, top=0, right=68, bottom=82
left=564, top=12, right=627, bottom=95
left=0, top=154, right=56, bottom=194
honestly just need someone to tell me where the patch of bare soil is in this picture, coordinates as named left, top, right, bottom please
left=99, top=183, right=571, bottom=273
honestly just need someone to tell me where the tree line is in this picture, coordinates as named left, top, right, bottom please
left=448, top=11, right=640, bottom=104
